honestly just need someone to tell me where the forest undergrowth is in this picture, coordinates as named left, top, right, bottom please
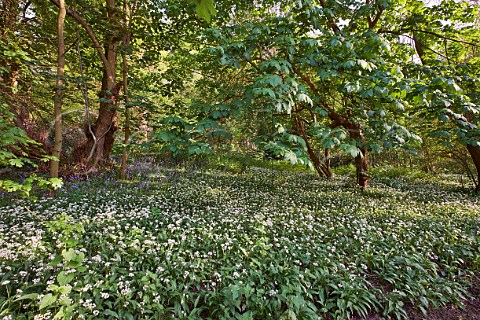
left=0, top=157, right=479, bottom=319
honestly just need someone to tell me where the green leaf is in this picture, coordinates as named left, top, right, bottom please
left=76, top=252, right=85, bottom=262
left=357, top=60, right=369, bottom=70
left=297, top=93, right=313, bottom=105
left=99, top=97, right=112, bottom=103
left=322, top=139, right=336, bottom=149
left=331, top=39, right=341, bottom=47
left=315, top=107, right=328, bottom=116
left=188, top=145, right=201, bottom=155
left=439, top=114, right=449, bottom=122
left=8, top=158, right=24, bottom=167
left=420, top=296, right=429, bottom=308
left=395, top=101, right=405, bottom=111
left=194, top=0, right=217, bottom=22
left=340, top=144, right=362, bottom=158
left=54, top=307, right=65, bottom=319
left=58, top=285, right=72, bottom=295
left=14, top=293, right=39, bottom=301
left=57, top=271, right=75, bottom=286
left=155, top=132, right=172, bottom=142
left=370, top=144, right=382, bottom=154
left=211, top=110, right=222, bottom=119
left=62, top=248, right=76, bottom=262
left=68, top=259, right=83, bottom=268
left=50, top=178, right=63, bottom=190
left=344, top=60, right=356, bottom=68
left=39, top=293, right=57, bottom=310
left=284, top=151, right=298, bottom=164
left=104, top=310, right=120, bottom=318
left=51, top=254, right=63, bottom=266
left=345, top=83, right=358, bottom=93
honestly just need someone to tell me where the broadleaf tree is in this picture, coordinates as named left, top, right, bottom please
left=195, top=0, right=429, bottom=188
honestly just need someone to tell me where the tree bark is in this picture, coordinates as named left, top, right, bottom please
left=51, top=0, right=121, bottom=166
left=88, top=66, right=119, bottom=165
left=291, top=66, right=370, bottom=188
left=347, top=123, right=370, bottom=188
left=354, top=143, right=370, bottom=188
left=328, top=110, right=370, bottom=188
left=87, top=0, right=121, bottom=165
left=466, top=144, right=480, bottom=192
left=50, top=0, right=66, bottom=178
left=324, top=148, right=331, bottom=175
left=120, top=39, right=131, bottom=179
left=294, top=114, right=332, bottom=178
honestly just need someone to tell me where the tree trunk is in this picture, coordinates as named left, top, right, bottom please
left=349, top=124, right=370, bottom=188
left=51, top=0, right=121, bottom=167
left=325, top=148, right=331, bottom=175
left=294, top=115, right=332, bottom=178
left=50, top=0, right=66, bottom=178
left=354, top=146, right=369, bottom=188
left=119, top=42, right=130, bottom=179
left=118, top=0, right=137, bottom=178
left=84, top=0, right=121, bottom=166
left=327, top=110, right=370, bottom=188
left=466, top=144, right=480, bottom=192
left=88, top=66, right=119, bottom=165
left=292, top=60, right=370, bottom=187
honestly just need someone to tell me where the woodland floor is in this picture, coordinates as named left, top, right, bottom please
left=405, top=278, right=480, bottom=320
left=1, top=159, right=479, bottom=319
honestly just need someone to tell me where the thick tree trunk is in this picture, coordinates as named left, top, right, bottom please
left=466, top=144, right=480, bottom=192
left=88, top=67, right=119, bottom=165
left=51, top=0, right=121, bottom=167
left=328, top=110, right=370, bottom=188
left=84, top=0, right=121, bottom=166
left=325, top=149, right=331, bottom=175
left=294, top=115, right=332, bottom=178
left=354, top=146, right=370, bottom=188
left=50, top=0, right=66, bottom=178
left=291, top=66, right=369, bottom=187
left=349, top=125, right=370, bottom=189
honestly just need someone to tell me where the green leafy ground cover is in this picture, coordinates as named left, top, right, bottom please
left=0, top=159, right=479, bottom=319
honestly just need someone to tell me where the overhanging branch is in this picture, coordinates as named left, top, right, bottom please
left=378, top=28, right=477, bottom=46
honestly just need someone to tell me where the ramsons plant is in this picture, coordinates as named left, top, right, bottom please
left=0, top=213, right=85, bottom=319
left=0, top=157, right=478, bottom=319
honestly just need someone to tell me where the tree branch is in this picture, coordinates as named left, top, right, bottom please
left=50, top=0, right=109, bottom=70
left=291, top=64, right=348, bottom=125
left=318, top=0, right=342, bottom=35
left=22, top=1, right=32, bottom=19
left=401, top=33, right=450, bottom=62
left=368, top=3, right=384, bottom=29
left=378, top=28, right=477, bottom=46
